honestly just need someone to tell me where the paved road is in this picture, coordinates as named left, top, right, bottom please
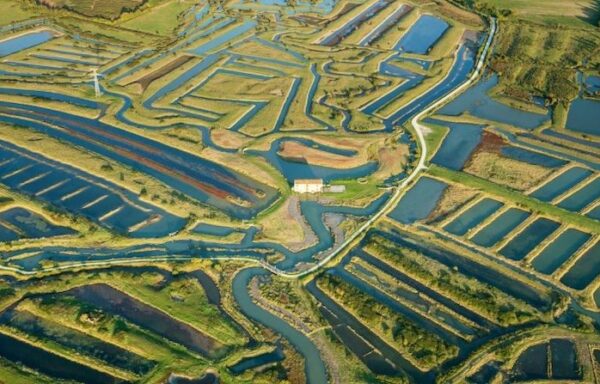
left=283, top=17, right=498, bottom=279
left=0, top=19, right=497, bottom=279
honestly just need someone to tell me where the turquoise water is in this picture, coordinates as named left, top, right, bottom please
left=192, top=223, right=241, bottom=237
left=0, top=139, right=185, bottom=237
left=0, top=331, right=118, bottom=384
left=531, top=229, right=591, bottom=274
left=249, top=137, right=377, bottom=183
left=550, top=339, right=581, bottom=380
left=0, top=222, right=18, bottom=241
left=387, top=43, right=476, bottom=127
left=394, top=14, right=449, bottom=54
left=586, top=205, right=600, bottom=220
left=0, top=30, right=54, bottom=57
left=511, top=343, right=549, bottom=381
left=470, top=208, right=530, bottom=247
left=229, top=347, right=284, bottom=374
left=362, top=59, right=424, bottom=115
left=499, top=218, right=560, bottom=260
left=444, top=198, right=503, bottom=236
left=500, top=147, right=567, bottom=168
left=438, top=74, right=551, bottom=129
left=566, top=98, right=600, bottom=137
left=429, top=118, right=485, bottom=170
left=557, top=178, right=600, bottom=212
left=530, top=167, right=593, bottom=202
left=232, top=268, right=327, bottom=384
left=188, top=21, right=256, bottom=55
left=585, top=75, right=600, bottom=92
left=388, top=177, right=447, bottom=224
left=560, top=241, right=600, bottom=290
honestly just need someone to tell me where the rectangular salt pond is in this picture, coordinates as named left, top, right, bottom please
left=550, top=339, right=581, bottom=380
left=0, top=30, right=54, bottom=57
left=531, top=229, right=591, bottom=275
left=560, top=241, right=600, bottom=290
left=470, top=208, right=530, bottom=247
left=499, top=218, right=560, bottom=260
left=566, top=98, right=600, bottom=137
left=429, top=119, right=485, bottom=170
left=501, top=147, right=567, bottom=168
left=388, top=176, right=447, bottom=224
left=444, top=198, right=503, bottom=236
left=438, top=74, right=551, bottom=130
left=530, top=167, right=593, bottom=202
left=586, top=205, right=600, bottom=221
left=188, top=21, right=256, bottom=55
left=394, top=14, right=449, bottom=54
left=557, top=178, right=600, bottom=212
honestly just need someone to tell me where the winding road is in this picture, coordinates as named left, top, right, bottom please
left=0, top=19, right=497, bottom=280
left=281, top=17, right=498, bottom=279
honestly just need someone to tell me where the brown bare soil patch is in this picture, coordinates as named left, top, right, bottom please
left=129, top=54, right=194, bottom=91
left=374, top=145, right=408, bottom=179
left=278, top=141, right=364, bottom=169
left=427, top=184, right=477, bottom=224
left=210, top=129, right=252, bottom=150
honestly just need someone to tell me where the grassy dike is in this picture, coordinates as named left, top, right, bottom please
left=428, top=165, right=600, bottom=233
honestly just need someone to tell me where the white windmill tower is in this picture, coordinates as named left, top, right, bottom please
left=91, top=68, right=102, bottom=97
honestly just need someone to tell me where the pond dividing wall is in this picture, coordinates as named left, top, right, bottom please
left=359, top=4, right=412, bottom=46
left=69, top=283, right=224, bottom=359
left=0, top=207, right=75, bottom=240
left=500, top=147, right=567, bottom=168
left=443, top=198, right=503, bottom=236
left=0, top=140, right=185, bottom=237
left=510, top=339, right=581, bottom=381
left=531, top=229, right=591, bottom=275
left=529, top=167, right=593, bottom=202
left=0, top=307, right=156, bottom=376
left=0, top=101, right=278, bottom=220
left=499, top=218, right=560, bottom=261
left=470, top=208, right=530, bottom=247
left=560, top=241, right=600, bottom=290
left=557, top=178, right=600, bottom=212
left=0, top=331, right=121, bottom=384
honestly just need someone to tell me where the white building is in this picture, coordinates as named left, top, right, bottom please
left=292, top=179, right=324, bottom=194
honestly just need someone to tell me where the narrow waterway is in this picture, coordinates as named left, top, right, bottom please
left=232, top=267, right=328, bottom=384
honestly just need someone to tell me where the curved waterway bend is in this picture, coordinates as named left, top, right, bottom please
left=0, top=18, right=499, bottom=384
left=232, top=267, right=328, bottom=384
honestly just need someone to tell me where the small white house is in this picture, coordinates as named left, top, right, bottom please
left=292, top=179, right=324, bottom=194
